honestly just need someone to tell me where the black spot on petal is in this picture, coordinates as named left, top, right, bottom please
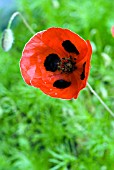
left=44, top=53, right=60, bottom=72
left=62, top=40, right=79, bottom=55
left=80, top=62, right=86, bottom=80
left=53, top=79, right=71, bottom=89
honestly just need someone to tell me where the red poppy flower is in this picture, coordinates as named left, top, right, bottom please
left=20, top=27, right=92, bottom=99
left=111, top=26, right=114, bottom=37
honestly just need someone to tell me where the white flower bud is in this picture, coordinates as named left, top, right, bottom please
left=1, top=28, right=14, bottom=52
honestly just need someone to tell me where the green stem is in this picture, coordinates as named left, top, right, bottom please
left=87, top=83, right=114, bottom=117
left=7, top=11, right=35, bottom=35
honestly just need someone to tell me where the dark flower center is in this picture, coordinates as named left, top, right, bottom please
left=57, top=56, right=77, bottom=74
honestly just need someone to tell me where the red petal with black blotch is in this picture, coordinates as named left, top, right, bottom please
left=20, top=27, right=92, bottom=99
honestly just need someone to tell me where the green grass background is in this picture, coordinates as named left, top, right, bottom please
left=0, top=0, right=114, bottom=169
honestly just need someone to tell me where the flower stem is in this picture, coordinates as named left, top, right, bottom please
left=7, top=11, right=35, bottom=34
left=87, top=82, right=114, bottom=117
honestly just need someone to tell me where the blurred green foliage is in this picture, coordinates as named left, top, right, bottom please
left=0, top=0, right=114, bottom=169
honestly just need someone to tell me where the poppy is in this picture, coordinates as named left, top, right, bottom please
left=20, top=27, right=92, bottom=99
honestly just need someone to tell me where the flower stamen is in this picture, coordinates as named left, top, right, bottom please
left=57, top=56, right=77, bottom=74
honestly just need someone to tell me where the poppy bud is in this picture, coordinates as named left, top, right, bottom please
left=1, top=28, right=14, bottom=52
left=111, top=26, right=114, bottom=37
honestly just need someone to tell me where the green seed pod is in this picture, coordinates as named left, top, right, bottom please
left=1, top=28, right=14, bottom=52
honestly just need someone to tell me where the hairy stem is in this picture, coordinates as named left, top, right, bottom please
left=87, top=83, right=114, bottom=117
left=7, top=11, right=35, bottom=34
